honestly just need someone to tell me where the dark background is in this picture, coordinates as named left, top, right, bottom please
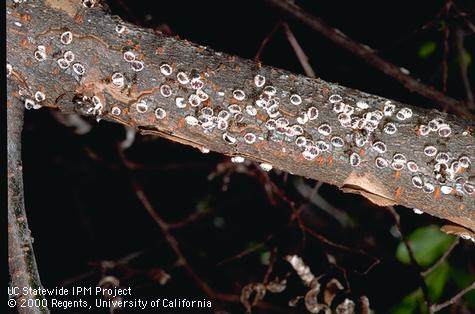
left=18, top=0, right=474, bottom=313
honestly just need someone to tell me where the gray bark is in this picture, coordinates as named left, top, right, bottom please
left=8, top=80, right=49, bottom=314
left=6, top=0, right=475, bottom=237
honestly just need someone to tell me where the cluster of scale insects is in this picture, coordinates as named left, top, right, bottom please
left=19, top=11, right=474, bottom=199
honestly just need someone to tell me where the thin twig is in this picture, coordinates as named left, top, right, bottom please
left=440, top=0, right=452, bottom=94
left=216, top=235, right=274, bottom=266
left=265, top=0, right=471, bottom=118
left=431, top=281, right=475, bottom=312
left=421, top=237, right=459, bottom=277
left=118, top=148, right=285, bottom=311
left=454, top=26, right=475, bottom=111
left=7, top=81, right=49, bottom=314
left=386, top=206, right=432, bottom=312
left=255, top=22, right=283, bottom=62
left=282, top=22, right=316, bottom=78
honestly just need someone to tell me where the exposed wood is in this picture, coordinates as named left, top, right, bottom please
left=6, top=0, right=475, bottom=234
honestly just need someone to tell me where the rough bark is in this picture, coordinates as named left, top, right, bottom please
left=6, top=0, right=475, bottom=234
left=8, top=80, right=49, bottom=314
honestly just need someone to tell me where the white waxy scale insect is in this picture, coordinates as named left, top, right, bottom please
left=260, top=163, right=273, bottom=171
left=265, top=119, right=277, bottom=130
left=175, top=97, right=186, bottom=108
left=200, top=107, right=213, bottom=116
left=372, top=141, right=387, bottom=154
left=354, top=132, right=368, bottom=147
left=231, top=156, right=245, bottom=163
left=123, top=51, right=135, bottom=62
left=110, top=106, right=121, bottom=116
left=131, top=60, right=144, bottom=72
left=115, top=25, right=126, bottom=34
left=185, top=115, right=199, bottom=126
left=412, top=176, right=423, bottom=189
left=72, top=63, right=85, bottom=75
left=464, top=182, right=474, bottom=194
left=413, top=208, right=424, bottom=215
left=111, top=72, right=124, bottom=87
left=188, top=94, right=201, bottom=107
left=254, top=74, right=266, bottom=87
left=428, top=118, right=443, bottom=131
left=218, top=110, right=231, bottom=120
left=383, top=101, right=395, bottom=116
left=135, top=100, right=148, bottom=113
left=350, top=152, right=361, bottom=167
left=318, top=124, right=332, bottom=136
left=383, top=123, right=397, bottom=135
left=338, top=113, right=351, bottom=127
left=396, top=108, right=412, bottom=120
left=307, top=107, right=319, bottom=120
left=303, top=146, right=319, bottom=160
left=154, top=107, right=166, bottom=119
left=223, top=133, right=236, bottom=144
left=440, top=186, right=453, bottom=195
left=177, top=72, right=189, bottom=84
left=266, top=104, right=280, bottom=118
left=296, top=112, right=308, bottom=125
left=276, top=117, right=289, bottom=128
left=375, top=157, right=388, bottom=168
left=230, top=111, right=244, bottom=122
left=331, top=136, right=344, bottom=148
left=329, top=94, right=342, bottom=104
left=64, top=51, right=75, bottom=63
left=7, top=64, right=12, bottom=77
left=263, top=86, right=276, bottom=96
left=244, top=133, right=257, bottom=144
left=245, top=105, right=257, bottom=116
left=196, top=89, right=208, bottom=101
left=391, top=161, right=405, bottom=171
left=57, top=58, right=69, bottom=69
left=295, top=136, right=307, bottom=147
left=228, top=104, right=241, bottom=114
left=418, top=125, right=430, bottom=136
left=290, top=94, right=302, bottom=105
left=459, top=156, right=471, bottom=168
left=406, top=161, right=419, bottom=172
left=34, top=91, right=45, bottom=102
left=291, top=125, right=304, bottom=136
left=356, top=101, right=369, bottom=110
left=436, top=152, right=450, bottom=163
left=343, top=104, right=354, bottom=115
left=316, top=140, right=329, bottom=151
left=333, top=102, right=345, bottom=113
left=424, top=145, right=437, bottom=157
left=82, top=0, right=96, bottom=8
left=423, top=182, right=435, bottom=194
left=451, top=161, right=461, bottom=173
left=24, top=99, right=36, bottom=110
left=160, top=64, right=173, bottom=76
left=160, top=85, right=172, bottom=97
left=393, top=153, right=407, bottom=164
left=438, top=124, right=451, bottom=137
left=60, top=31, right=73, bottom=45
left=217, top=119, right=228, bottom=130
left=232, top=89, right=245, bottom=101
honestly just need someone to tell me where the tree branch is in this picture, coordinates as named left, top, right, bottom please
left=7, top=80, right=49, bottom=314
left=6, top=0, right=475, bottom=234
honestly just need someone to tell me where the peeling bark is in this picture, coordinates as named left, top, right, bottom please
left=6, top=0, right=475, bottom=233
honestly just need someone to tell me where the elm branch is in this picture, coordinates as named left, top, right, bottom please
left=6, top=0, right=475, bottom=234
